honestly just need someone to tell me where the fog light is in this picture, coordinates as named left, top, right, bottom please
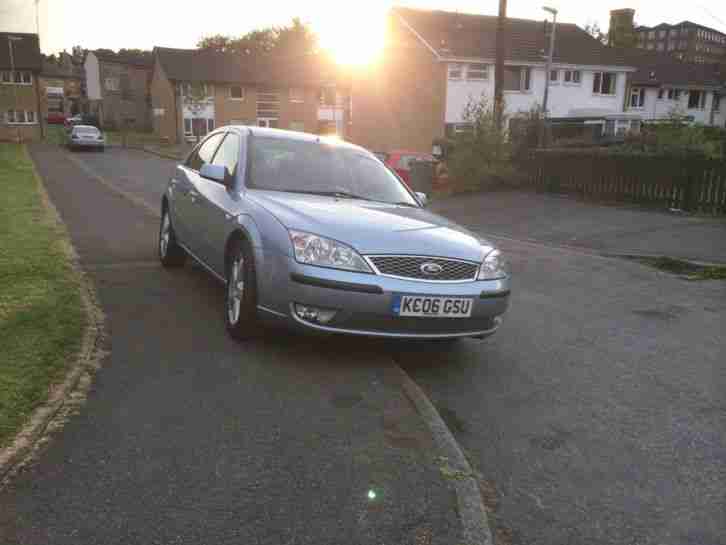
left=294, top=303, right=337, bottom=324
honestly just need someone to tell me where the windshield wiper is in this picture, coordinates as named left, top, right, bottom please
left=288, top=190, right=374, bottom=201
left=391, top=201, right=419, bottom=208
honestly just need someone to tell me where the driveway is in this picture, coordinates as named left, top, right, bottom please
left=432, top=191, right=726, bottom=264
left=0, top=145, right=459, bottom=545
left=3, top=146, right=725, bottom=545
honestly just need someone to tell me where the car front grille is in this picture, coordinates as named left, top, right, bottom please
left=367, top=255, right=479, bottom=282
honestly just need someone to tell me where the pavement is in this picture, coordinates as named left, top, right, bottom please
left=0, top=145, right=459, bottom=545
left=431, top=191, right=726, bottom=264
left=2, top=145, right=725, bottom=545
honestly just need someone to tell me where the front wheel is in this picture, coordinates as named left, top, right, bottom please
left=158, top=207, right=186, bottom=267
left=225, top=239, right=262, bottom=341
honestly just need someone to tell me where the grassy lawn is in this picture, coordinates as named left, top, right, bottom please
left=0, top=144, right=85, bottom=447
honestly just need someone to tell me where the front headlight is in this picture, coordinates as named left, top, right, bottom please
left=289, top=230, right=372, bottom=273
left=478, top=249, right=509, bottom=280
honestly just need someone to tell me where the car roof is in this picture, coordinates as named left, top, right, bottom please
left=225, top=125, right=368, bottom=154
left=73, top=124, right=98, bottom=130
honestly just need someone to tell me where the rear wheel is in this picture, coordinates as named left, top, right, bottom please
left=225, top=239, right=262, bottom=341
left=159, top=207, right=186, bottom=267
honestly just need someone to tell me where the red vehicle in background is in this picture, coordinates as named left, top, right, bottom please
left=374, top=150, right=435, bottom=186
left=46, top=112, right=67, bottom=125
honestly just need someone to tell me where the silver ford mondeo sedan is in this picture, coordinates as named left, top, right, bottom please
left=159, top=126, right=511, bottom=341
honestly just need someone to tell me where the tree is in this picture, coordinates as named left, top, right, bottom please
left=197, top=17, right=318, bottom=58
left=584, top=22, right=608, bottom=45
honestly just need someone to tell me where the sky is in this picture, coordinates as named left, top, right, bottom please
left=2, top=0, right=726, bottom=57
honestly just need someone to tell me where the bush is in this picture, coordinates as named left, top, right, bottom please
left=620, top=121, right=725, bottom=159
left=447, top=96, right=517, bottom=191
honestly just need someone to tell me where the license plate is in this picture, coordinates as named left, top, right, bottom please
left=392, top=295, right=473, bottom=318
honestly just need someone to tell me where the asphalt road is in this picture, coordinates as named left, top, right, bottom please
left=0, top=145, right=459, bottom=545
left=3, top=145, right=725, bottom=545
left=432, top=191, right=726, bottom=264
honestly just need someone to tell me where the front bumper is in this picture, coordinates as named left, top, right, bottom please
left=257, top=254, right=511, bottom=339
left=70, top=139, right=105, bottom=148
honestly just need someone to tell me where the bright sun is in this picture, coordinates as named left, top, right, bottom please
left=314, top=8, right=386, bottom=65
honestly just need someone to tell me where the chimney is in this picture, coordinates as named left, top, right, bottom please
left=608, top=8, right=636, bottom=48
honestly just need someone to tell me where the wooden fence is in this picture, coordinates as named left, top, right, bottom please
left=524, top=151, right=726, bottom=214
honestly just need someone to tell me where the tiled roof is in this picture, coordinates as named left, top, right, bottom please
left=154, top=47, right=341, bottom=86
left=392, top=7, right=634, bottom=67
left=94, top=51, right=153, bottom=68
left=621, top=49, right=726, bottom=87
left=0, top=33, right=41, bottom=71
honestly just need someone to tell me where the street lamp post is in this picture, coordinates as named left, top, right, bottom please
left=541, top=6, right=558, bottom=147
left=8, top=36, right=23, bottom=143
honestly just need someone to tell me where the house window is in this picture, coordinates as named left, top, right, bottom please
left=630, top=87, right=645, bottom=108
left=104, top=77, right=119, bottom=91
left=658, top=88, right=664, bottom=99
left=5, top=110, right=36, bottom=124
left=656, top=42, right=664, bottom=51
left=229, top=85, right=244, bottom=100
left=648, top=31, right=655, bottom=39
left=647, top=43, right=654, bottom=50
left=448, top=63, right=463, bottom=80
left=467, top=63, right=488, bottom=80
left=688, top=90, right=706, bottom=109
left=668, top=41, right=676, bottom=51
left=184, top=118, right=192, bottom=135
left=503, top=66, right=531, bottom=92
left=289, top=87, right=304, bottom=102
left=207, top=118, right=215, bottom=132
left=593, top=72, right=617, bottom=95
left=713, top=93, right=721, bottom=111
left=659, top=30, right=666, bottom=38
left=564, top=70, right=580, bottom=83
left=257, top=91, right=280, bottom=118
left=549, top=69, right=558, bottom=82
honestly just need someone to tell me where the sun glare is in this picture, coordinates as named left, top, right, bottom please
left=314, top=8, right=386, bottom=66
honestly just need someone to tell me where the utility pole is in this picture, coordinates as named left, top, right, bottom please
left=541, top=6, right=558, bottom=147
left=494, top=0, right=506, bottom=133
left=35, top=0, right=41, bottom=44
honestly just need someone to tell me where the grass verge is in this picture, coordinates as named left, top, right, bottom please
left=625, top=255, right=726, bottom=280
left=0, top=144, right=85, bottom=447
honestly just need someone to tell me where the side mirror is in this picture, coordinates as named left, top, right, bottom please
left=415, top=192, right=428, bottom=207
left=200, top=163, right=232, bottom=187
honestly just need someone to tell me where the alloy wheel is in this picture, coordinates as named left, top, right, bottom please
left=227, top=256, right=245, bottom=325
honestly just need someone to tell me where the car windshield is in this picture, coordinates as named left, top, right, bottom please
left=75, top=127, right=99, bottom=136
left=248, top=136, right=418, bottom=206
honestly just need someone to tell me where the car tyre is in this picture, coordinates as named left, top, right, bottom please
left=225, top=238, right=262, bottom=341
left=158, top=207, right=186, bottom=267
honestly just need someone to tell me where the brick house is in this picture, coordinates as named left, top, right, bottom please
left=39, top=52, right=85, bottom=122
left=349, top=7, right=639, bottom=153
left=150, top=47, right=349, bottom=143
left=1, top=32, right=43, bottom=142
left=84, top=50, right=152, bottom=131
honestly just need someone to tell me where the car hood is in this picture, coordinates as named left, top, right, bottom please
left=248, top=190, right=493, bottom=261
